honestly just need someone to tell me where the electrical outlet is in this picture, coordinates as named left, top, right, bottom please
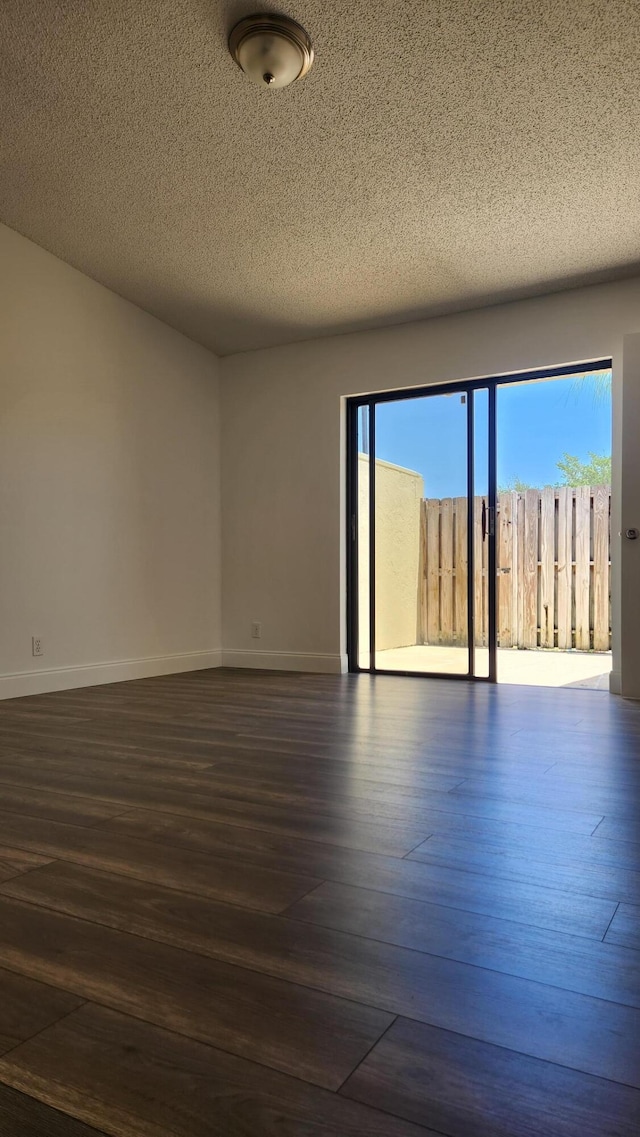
left=32, top=636, right=43, bottom=657
left=251, top=621, right=261, bottom=639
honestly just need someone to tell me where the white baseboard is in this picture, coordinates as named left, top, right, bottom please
left=222, top=650, right=347, bottom=675
left=0, top=650, right=222, bottom=701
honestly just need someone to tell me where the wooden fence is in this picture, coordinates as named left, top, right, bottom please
left=418, top=487, right=611, bottom=651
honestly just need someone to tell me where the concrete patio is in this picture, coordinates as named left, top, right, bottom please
left=368, top=646, right=612, bottom=690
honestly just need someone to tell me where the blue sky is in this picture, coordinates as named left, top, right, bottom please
left=367, top=372, right=611, bottom=498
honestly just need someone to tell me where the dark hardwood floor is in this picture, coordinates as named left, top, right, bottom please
left=0, top=668, right=639, bottom=1135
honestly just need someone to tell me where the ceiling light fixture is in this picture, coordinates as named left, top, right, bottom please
left=229, top=13, right=314, bottom=89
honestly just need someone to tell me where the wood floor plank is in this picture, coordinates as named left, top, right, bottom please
left=592, top=815, right=640, bottom=843
left=0, top=1003, right=437, bottom=1137
left=341, top=1016, right=640, bottom=1137
left=548, top=759, right=640, bottom=783
left=0, top=964, right=83, bottom=1054
left=513, top=723, right=640, bottom=744
left=1, top=746, right=217, bottom=774
left=233, top=711, right=585, bottom=747
left=3, top=864, right=638, bottom=1087
left=0, top=810, right=322, bottom=913
left=0, top=734, right=199, bottom=775
left=0, top=708, right=89, bottom=726
left=0, top=765, right=87, bottom=793
left=0, top=847, right=52, bottom=883
left=0, top=895, right=392, bottom=1090
left=406, top=833, right=640, bottom=904
left=0, top=784, right=128, bottom=826
left=0, top=1083, right=107, bottom=1137
left=200, top=761, right=465, bottom=796
left=450, top=774, right=640, bottom=822
left=605, top=903, right=640, bottom=951
left=0, top=721, right=242, bottom=753
left=409, top=824, right=640, bottom=872
left=207, top=751, right=551, bottom=791
left=207, top=727, right=549, bottom=759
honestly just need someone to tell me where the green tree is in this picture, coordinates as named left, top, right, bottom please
left=500, top=452, right=611, bottom=492
left=555, top=451, right=611, bottom=486
left=498, top=477, right=534, bottom=493
left=569, top=368, right=612, bottom=404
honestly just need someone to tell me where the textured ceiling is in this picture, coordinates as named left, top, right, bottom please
left=1, top=1, right=640, bottom=355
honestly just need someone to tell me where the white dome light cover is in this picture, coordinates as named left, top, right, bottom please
left=229, top=14, right=314, bottom=89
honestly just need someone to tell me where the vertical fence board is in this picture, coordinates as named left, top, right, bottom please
left=510, top=492, right=520, bottom=652
left=556, top=487, right=572, bottom=649
left=523, top=490, right=539, bottom=648
left=497, top=493, right=514, bottom=647
left=592, top=485, right=610, bottom=651
left=440, top=499, right=454, bottom=644
left=426, top=500, right=440, bottom=644
left=417, top=500, right=427, bottom=644
left=482, top=501, right=489, bottom=648
left=574, top=485, right=591, bottom=649
left=454, top=497, right=468, bottom=645
left=516, top=493, right=526, bottom=648
left=539, top=486, right=556, bottom=647
left=474, top=497, right=486, bottom=646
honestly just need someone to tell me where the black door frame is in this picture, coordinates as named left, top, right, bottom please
left=346, top=358, right=612, bottom=682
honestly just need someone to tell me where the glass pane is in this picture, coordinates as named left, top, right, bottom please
left=495, top=369, right=613, bottom=688
left=356, top=406, right=371, bottom=668
left=473, top=389, right=490, bottom=677
left=373, top=393, right=469, bottom=674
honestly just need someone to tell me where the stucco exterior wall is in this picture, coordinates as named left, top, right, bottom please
left=358, top=455, right=424, bottom=654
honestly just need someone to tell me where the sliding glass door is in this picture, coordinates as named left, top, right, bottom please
left=347, top=359, right=613, bottom=683
left=348, top=381, right=495, bottom=680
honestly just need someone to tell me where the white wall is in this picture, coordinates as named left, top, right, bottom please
left=0, top=223, right=221, bottom=698
left=221, top=277, right=640, bottom=696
